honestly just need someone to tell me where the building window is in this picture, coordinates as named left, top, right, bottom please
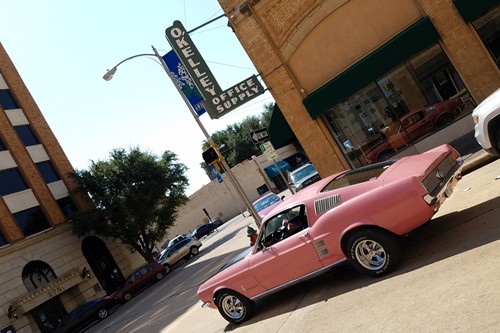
left=0, top=168, right=28, bottom=196
left=323, top=44, right=474, bottom=167
left=13, top=206, right=51, bottom=237
left=0, top=231, right=7, bottom=247
left=0, top=89, right=19, bottom=110
left=472, top=6, right=500, bottom=69
left=57, top=196, right=78, bottom=217
left=22, top=260, right=57, bottom=291
left=36, top=161, right=60, bottom=183
left=15, top=125, right=40, bottom=146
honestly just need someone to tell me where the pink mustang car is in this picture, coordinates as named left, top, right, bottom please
left=197, top=144, right=462, bottom=323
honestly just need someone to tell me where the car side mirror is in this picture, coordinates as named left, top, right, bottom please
left=280, top=195, right=285, bottom=200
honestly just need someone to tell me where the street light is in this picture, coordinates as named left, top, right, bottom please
left=103, top=53, right=157, bottom=81
left=103, top=46, right=262, bottom=227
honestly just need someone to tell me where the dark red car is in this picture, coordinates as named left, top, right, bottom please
left=113, top=262, right=166, bottom=302
left=366, top=97, right=463, bottom=163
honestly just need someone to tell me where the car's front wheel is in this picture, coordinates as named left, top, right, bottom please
left=216, top=290, right=255, bottom=324
left=346, top=229, right=400, bottom=277
left=493, top=125, right=500, bottom=154
left=97, top=308, right=108, bottom=319
left=156, top=271, right=165, bottom=280
left=190, top=246, right=199, bottom=256
left=164, top=264, right=171, bottom=274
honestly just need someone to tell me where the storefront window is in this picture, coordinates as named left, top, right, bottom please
left=323, top=44, right=474, bottom=167
left=473, top=6, right=500, bottom=69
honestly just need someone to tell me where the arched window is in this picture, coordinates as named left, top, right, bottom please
left=22, top=261, right=57, bottom=291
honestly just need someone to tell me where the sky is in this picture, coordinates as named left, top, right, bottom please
left=0, top=0, right=274, bottom=195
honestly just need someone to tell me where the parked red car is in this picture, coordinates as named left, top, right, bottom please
left=365, top=97, right=463, bottom=163
left=197, top=144, right=462, bottom=324
left=113, top=262, right=166, bottom=302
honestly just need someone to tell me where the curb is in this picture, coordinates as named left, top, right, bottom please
left=460, top=150, right=498, bottom=176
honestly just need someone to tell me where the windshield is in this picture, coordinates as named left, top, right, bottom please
left=253, top=194, right=280, bottom=212
left=321, top=160, right=395, bottom=192
left=290, top=164, right=316, bottom=183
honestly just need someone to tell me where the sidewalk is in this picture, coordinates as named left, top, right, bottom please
left=460, top=149, right=498, bottom=175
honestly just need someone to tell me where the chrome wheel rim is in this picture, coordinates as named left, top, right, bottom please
left=191, top=247, right=198, bottom=255
left=354, top=239, right=386, bottom=270
left=221, top=295, right=244, bottom=320
left=124, top=293, right=132, bottom=301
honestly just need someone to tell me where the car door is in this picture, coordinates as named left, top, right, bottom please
left=249, top=205, right=324, bottom=290
left=168, top=239, right=189, bottom=265
left=403, top=111, right=432, bottom=141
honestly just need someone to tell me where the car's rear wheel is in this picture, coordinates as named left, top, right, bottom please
left=164, top=264, right=171, bottom=274
left=437, top=114, right=454, bottom=128
left=123, top=292, right=132, bottom=302
left=97, top=308, right=108, bottom=319
left=156, top=271, right=165, bottom=280
left=346, top=229, right=400, bottom=277
left=216, top=290, right=255, bottom=324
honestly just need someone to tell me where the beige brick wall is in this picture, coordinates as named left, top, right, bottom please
left=417, top=0, right=500, bottom=101
left=218, top=0, right=500, bottom=182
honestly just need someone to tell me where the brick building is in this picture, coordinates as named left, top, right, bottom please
left=0, top=43, right=144, bottom=333
left=217, top=0, right=500, bottom=176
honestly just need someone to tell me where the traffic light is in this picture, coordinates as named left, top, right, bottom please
left=202, top=145, right=220, bottom=165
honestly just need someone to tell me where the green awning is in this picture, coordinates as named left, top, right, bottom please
left=453, top=0, right=499, bottom=22
left=269, top=104, right=295, bottom=148
left=303, top=17, right=440, bottom=119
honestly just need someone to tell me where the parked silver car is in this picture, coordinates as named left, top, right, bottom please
left=288, top=163, right=321, bottom=192
left=157, top=237, right=202, bottom=273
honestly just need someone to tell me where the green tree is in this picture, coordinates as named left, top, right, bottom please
left=200, top=102, right=276, bottom=174
left=70, top=147, right=189, bottom=263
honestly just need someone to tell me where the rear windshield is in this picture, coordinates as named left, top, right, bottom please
left=321, top=160, right=395, bottom=192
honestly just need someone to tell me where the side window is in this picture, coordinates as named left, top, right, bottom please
left=257, top=205, right=308, bottom=250
left=0, top=230, right=7, bottom=247
left=22, top=260, right=57, bottom=291
left=13, top=206, right=51, bottom=237
left=0, top=167, right=28, bottom=195
left=0, top=89, right=19, bottom=110
left=0, top=137, right=6, bottom=151
left=36, top=161, right=60, bottom=183
left=15, top=125, right=40, bottom=146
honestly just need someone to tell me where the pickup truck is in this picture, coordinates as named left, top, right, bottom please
left=472, top=88, right=500, bottom=157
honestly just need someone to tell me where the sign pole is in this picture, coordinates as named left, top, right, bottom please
left=152, top=46, right=262, bottom=227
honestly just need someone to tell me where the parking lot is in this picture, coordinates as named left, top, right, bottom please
left=91, top=153, right=500, bottom=333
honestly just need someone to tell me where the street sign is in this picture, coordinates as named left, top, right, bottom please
left=260, top=141, right=277, bottom=161
left=250, top=128, right=270, bottom=145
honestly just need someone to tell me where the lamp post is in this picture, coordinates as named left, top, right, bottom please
left=103, top=45, right=262, bottom=227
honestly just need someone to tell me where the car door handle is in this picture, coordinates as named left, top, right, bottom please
left=300, top=232, right=312, bottom=243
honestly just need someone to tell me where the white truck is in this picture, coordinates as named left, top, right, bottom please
left=472, top=88, right=500, bottom=157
